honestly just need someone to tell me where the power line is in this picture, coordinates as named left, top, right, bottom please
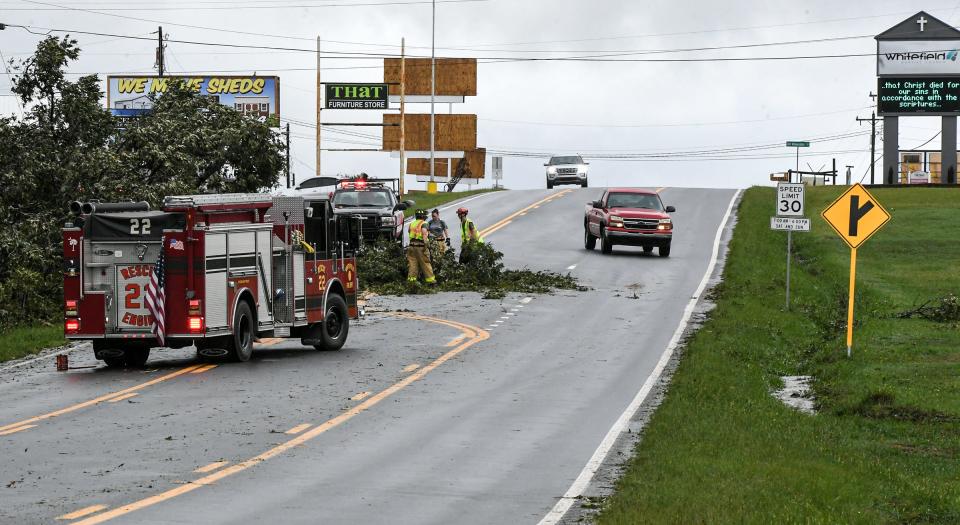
left=0, top=21, right=900, bottom=64
left=13, top=0, right=484, bottom=44
left=481, top=106, right=877, bottom=129
left=7, top=3, right=950, bottom=51
left=485, top=131, right=870, bottom=159
left=486, top=149, right=868, bottom=162
left=13, top=0, right=488, bottom=10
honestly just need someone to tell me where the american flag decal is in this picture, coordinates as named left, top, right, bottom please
left=145, top=239, right=167, bottom=346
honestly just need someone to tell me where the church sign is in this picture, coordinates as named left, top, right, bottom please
left=878, top=40, right=960, bottom=76
left=876, top=11, right=960, bottom=184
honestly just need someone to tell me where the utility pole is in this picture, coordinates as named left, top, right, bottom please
left=399, top=37, right=406, bottom=196
left=316, top=35, right=323, bottom=177
left=156, top=26, right=165, bottom=77
left=428, top=0, right=437, bottom=194
left=856, top=92, right=878, bottom=185
left=285, top=122, right=292, bottom=189
left=845, top=165, right=854, bottom=185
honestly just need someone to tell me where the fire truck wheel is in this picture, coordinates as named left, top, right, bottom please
left=314, top=294, right=349, bottom=351
left=124, top=348, right=150, bottom=368
left=228, top=301, right=256, bottom=362
left=103, top=356, right=126, bottom=368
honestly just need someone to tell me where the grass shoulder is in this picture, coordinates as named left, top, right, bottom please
left=597, top=186, right=960, bottom=524
left=0, top=324, right=66, bottom=363
left=401, top=188, right=499, bottom=218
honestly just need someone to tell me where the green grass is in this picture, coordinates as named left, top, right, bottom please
left=400, top=188, right=498, bottom=218
left=598, top=186, right=960, bottom=524
left=0, top=324, right=66, bottom=363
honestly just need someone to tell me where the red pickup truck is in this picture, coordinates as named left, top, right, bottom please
left=584, top=188, right=676, bottom=256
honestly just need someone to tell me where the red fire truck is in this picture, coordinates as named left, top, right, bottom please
left=63, top=193, right=359, bottom=367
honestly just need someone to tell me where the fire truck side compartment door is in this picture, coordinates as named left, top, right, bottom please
left=205, top=233, right=228, bottom=330
left=256, top=228, right=273, bottom=325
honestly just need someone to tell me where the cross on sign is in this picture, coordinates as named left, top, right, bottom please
left=917, top=15, right=928, bottom=31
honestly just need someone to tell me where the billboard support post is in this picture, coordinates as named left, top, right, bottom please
left=285, top=123, right=291, bottom=189
left=943, top=115, right=957, bottom=184
left=428, top=0, right=437, bottom=194
left=315, top=35, right=323, bottom=177
left=400, top=38, right=406, bottom=196
left=156, top=26, right=164, bottom=78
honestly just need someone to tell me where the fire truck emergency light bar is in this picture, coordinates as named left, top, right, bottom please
left=164, top=193, right=274, bottom=208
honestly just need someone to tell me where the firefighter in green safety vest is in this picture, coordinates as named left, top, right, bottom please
left=407, top=209, right=436, bottom=284
left=456, top=207, right=484, bottom=263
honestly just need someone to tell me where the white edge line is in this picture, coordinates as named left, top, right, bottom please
left=537, top=189, right=741, bottom=525
left=0, top=342, right=85, bottom=372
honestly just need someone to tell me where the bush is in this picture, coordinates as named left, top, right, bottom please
left=357, top=239, right=583, bottom=298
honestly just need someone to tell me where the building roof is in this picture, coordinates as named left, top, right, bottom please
left=876, top=11, right=960, bottom=40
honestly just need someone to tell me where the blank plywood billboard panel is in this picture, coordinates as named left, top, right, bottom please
left=383, top=113, right=477, bottom=151
left=463, top=148, right=486, bottom=179
left=384, top=58, right=477, bottom=97
left=406, top=148, right=486, bottom=178
left=407, top=158, right=449, bottom=176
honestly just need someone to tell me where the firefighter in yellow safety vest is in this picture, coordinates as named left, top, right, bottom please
left=407, top=209, right=436, bottom=284
left=456, top=207, right=484, bottom=263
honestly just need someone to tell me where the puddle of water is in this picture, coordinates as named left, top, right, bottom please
left=772, top=375, right=816, bottom=415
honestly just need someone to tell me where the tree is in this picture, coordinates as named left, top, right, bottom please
left=0, top=36, right=285, bottom=329
left=112, top=80, right=284, bottom=204
left=0, top=36, right=117, bottom=327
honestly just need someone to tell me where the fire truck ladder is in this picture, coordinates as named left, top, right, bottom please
left=164, top=193, right=274, bottom=208
left=445, top=157, right=471, bottom=192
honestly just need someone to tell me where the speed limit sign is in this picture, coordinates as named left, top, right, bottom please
left=776, top=182, right=805, bottom=217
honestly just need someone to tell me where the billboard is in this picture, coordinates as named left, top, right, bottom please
left=877, top=77, right=960, bottom=115
left=382, top=114, right=477, bottom=151
left=325, top=83, right=388, bottom=109
left=384, top=58, right=477, bottom=97
left=407, top=149, right=486, bottom=179
left=878, top=40, right=960, bottom=76
left=106, top=76, right=280, bottom=127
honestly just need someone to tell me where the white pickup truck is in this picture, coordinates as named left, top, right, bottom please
left=545, top=155, right=589, bottom=189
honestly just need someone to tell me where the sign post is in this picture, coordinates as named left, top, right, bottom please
left=773, top=182, right=807, bottom=309
left=821, top=183, right=891, bottom=357
left=786, top=141, right=809, bottom=183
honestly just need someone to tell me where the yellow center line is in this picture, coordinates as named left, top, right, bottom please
left=656, top=187, right=667, bottom=193
left=190, top=364, right=218, bottom=374
left=107, top=393, right=138, bottom=403
left=0, top=424, right=36, bottom=436
left=402, top=364, right=420, bottom=372
left=478, top=189, right=572, bottom=238
left=350, top=391, right=372, bottom=401
left=284, top=423, right=312, bottom=435
left=0, top=365, right=202, bottom=434
left=71, top=314, right=489, bottom=525
left=193, top=461, right=229, bottom=474
left=481, top=220, right=512, bottom=238
left=445, top=334, right=466, bottom=347
left=255, top=338, right=282, bottom=347
left=57, top=505, right=109, bottom=521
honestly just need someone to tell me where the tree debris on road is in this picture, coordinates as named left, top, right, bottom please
left=358, top=240, right=584, bottom=298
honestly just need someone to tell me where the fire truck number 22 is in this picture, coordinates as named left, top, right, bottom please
left=63, top=193, right=360, bottom=369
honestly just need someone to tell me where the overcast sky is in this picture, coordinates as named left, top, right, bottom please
left=0, top=0, right=953, bottom=190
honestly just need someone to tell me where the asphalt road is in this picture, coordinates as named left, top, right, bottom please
left=0, top=186, right=738, bottom=524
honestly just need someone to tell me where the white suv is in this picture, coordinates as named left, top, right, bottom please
left=545, top=155, right=589, bottom=189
